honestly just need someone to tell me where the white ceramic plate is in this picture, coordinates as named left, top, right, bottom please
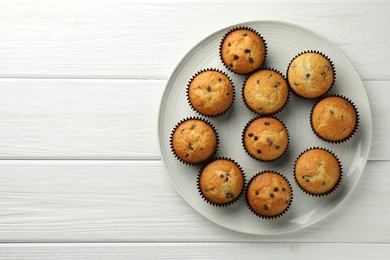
left=158, top=21, right=372, bottom=234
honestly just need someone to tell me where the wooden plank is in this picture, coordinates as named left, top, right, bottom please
left=0, top=1, right=388, bottom=79
left=0, top=243, right=389, bottom=259
left=0, top=79, right=387, bottom=160
left=0, top=160, right=388, bottom=242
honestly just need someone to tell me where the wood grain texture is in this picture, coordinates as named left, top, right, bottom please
left=0, top=243, right=389, bottom=259
left=0, top=1, right=388, bottom=79
left=0, top=79, right=386, bottom=160
left=0, top=160, right=388, bottom=242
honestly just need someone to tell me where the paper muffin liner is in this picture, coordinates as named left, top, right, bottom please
left=241, top=116, right=290, bottom=163
left=310, top=94, right=359, bottom=143
left=186, top=68, right=235, bottom=118
left=293, top=147, right=343, bottom=197
left=219, top=26, right=268, bottom=75
left=286, top=50, right=336, bottom=99
left=170, top=116, right=220, bottom=165
left=245, top=171, right=293, bottom=219
left=197, top=157, right=246, bottom=207
left=241, top=67, right=291, bottom=116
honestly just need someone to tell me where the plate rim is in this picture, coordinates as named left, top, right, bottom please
left=157, top=20, right=373, bottom=235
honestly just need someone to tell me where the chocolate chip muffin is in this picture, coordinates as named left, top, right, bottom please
left=246, top=172, right=292, bottom=218
left=243, top=69, right=289, bottom=115
left=311, top=96, right=358, bottom=142
left=220, top=28, right=266, bottom=74
left=287, top=51, right=334, bottom=98
left=171, top=118, right=218, bottom=164
left=243, top=117, right=288, bottom=161
left=294, top=148, right=342, bottom=196
left=198, top=158, right=245, bottom=206
left=187, top=69, right=234, bottom=116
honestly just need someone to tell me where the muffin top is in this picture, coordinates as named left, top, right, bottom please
left=171, top=119, right=217, bottom=164
left=243, top=69, right=289, bottom=114
left=188, top=70, right=234, bottom=116
left=243, top=117, right=288, bottom=161
left=199, top=159, right=244, bottom=205
left=287, top=52, right=334, bottom=98
left=246, top=172, right=291, bottom=218
left=220, top=29, right=266, bottom=74
left=311, top=96, right=357, bottom=142
left=295, top=148, right=341, bottom=195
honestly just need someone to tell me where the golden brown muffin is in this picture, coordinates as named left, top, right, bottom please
left=243, top=69, right=289, bottom=114
left=243, top=117, right=288, bottom=161
left=171, top=118, right=217, bottom=164
left=294, top=148, right=341, bottom=195
left=188, top=70, right=234, bottom=116
left=287, top=52, right=334, bottom=98
left=220, top=28, right=266, bottom=74
left=311, top=96, right=357, bottom=142
left=246, top=172, right=292, bottom=218
left=199, top=159, right=245, bottom=205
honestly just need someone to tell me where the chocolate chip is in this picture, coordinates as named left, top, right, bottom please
left=227, top=42, right=231, bottom=47
left=181, top=129, right=185, bottom=134
left=229, top=63, right=233, bottom=67
left=294, top=82, right=299, bottom=86
left=248, top=133, right=254, bottom=137
left=189, top=142, right=193, bottom=150
left=225, top=177, right=229, bottom=182
left=220, top=174, right=224, bottom=178
left=322, top=182, right=326, bottom=186
left=264, top=121, right=270, bottom=126
left=254, top=136, right=258, bottom=141
left=330, top=110, right=334, bottom=115
left=264, top=205, right=268, bottom=210
left=256, top=80, right=260, bottom=84
left=226, top=92, right=230, bottom=96
left=234, top=55, right=239, bottom=60
left=269, top=74, right=273, bottom=78
left=306, top=73, right=310, bottom=78
left=321, top=72, right=326, bottom=77
left=191, top=124, right=196, bottom=130
left=275, top=145, right=280, bottom=149
left=257, top=149, right=262, bottom=154
left=244, top=49, right=251, bottom=53
left=282, top=187, right=286, bottom=192
left=305, top=179, right=310, bottom=182
left=270, top=193, right=274, bottom=198
left=225, top=192, right=234, bottom=198
left=326, top=66, right=330, bottom=70
left=273, top=81, right=280, bottom=88
left=185, top=154, right=189, bottom=157
left=249, top=57, right=254, bottom=63
left=255, top=190, right=259, bottom=195
left=207, top=86, right=211, bottom=92
left=274, top=187, right=279, bottom=192
left=217, top=77, right=222, bottom=81
left=267, top=138, right=273, bottom=146
left=200, top=147, right=205, bottom=151
left=243, top=33, right=248, bottom=36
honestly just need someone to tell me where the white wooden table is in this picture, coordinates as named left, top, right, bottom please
left=0, top=0, right=389, bottom=258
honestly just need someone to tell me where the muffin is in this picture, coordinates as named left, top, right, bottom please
left=294, top=148, right=342, bottom=196
left=311, top=96, right=358, bottom=142
left=243, top=69, right=289, bottom=115
left=187, top=69, right=234, bottom=116
left=287, top=51, right=335, bottom=98
left=243, top=117, right=288, bottom=161
left=198, top=158, right=245, bottom=206
left=171, top=118, right=218, bottom=164
left=246, top=172, right=292, bottom=218
left=220, top=27, right=266, bottom=74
